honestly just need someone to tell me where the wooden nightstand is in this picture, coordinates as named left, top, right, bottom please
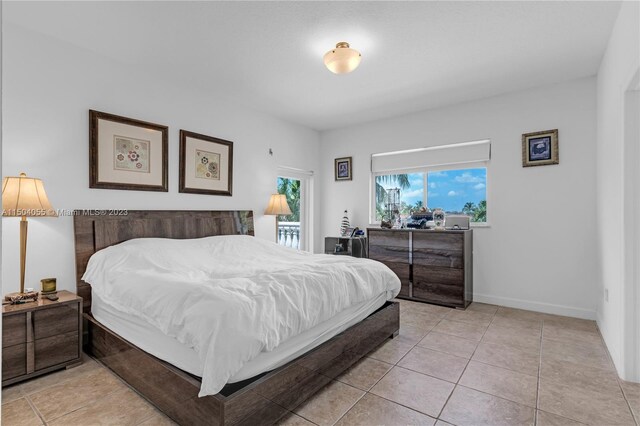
left=2, top=290, right=82, bottom=386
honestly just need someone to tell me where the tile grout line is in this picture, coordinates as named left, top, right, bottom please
left=329, top=389, right=367, bottom=426
left=358, top=303, right=451, bottom=422
left=587, top=318, right=639, bottom=426
left=329, top=305, right=437, bottom=426
left=434, top=307, right=496, bottom=421
left=24, top=394, right=47, bottom=426
left=361, top=392, right=438, bottom=423
left=35, top=385, right=124, bottom=424
left=535, top=318, right=545, bottom=425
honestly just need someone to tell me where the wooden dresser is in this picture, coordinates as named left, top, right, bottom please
left=2, top=290, right=82, bottom=386
left=368, top=228, right=473, bottom=308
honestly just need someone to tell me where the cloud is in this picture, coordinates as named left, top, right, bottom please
left=454, top=172, right=485, bottom=184
left=429, top=182, right=437, bottom=189
left=448, top=190, right=457, bottom=197
left=429, top=171, right=448, bottom=177
left=409, top=174, right=423, bottom=183
left=474, top=183, right=486, bottom=190
left=403, top=188, right=424, bottom=198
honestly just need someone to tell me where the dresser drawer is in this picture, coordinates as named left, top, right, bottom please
left=412, top=232, right=464, bottom=251
left=2, top=313, right=27, bottom=347
left=2, top=344, right=27, bottom=381
left=412, top=248, right=463, bottom=268
left=368, top=230, right=410, bottom=263
left=369, top=245, right=410, bottom=263
left=412, top=282, right=464, bottom=307
left=367, top=230, right=410, bottom=247
left=35, top=331, right=79, bottom=370
left=378, top=261, right=410, bottom=297
left=33, top=303, right=79, bottom=340
left=413, top=265, right=464, bottom=286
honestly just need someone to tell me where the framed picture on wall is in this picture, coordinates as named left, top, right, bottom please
left=89, top=110, right=168, bottom=191
left=179, top=130, right=233, bottom=196
left=522, top=129, right=559, bottom=167
left=335, top=156, right=352, bottom=181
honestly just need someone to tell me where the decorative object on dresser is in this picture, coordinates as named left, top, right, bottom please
left=522, top=129, right=559, bottom=167
left=2, top=291, right=82, bottom=386
left=368, top=228, right=473, bottom=308
left=334, top=156, right=352, bottom=181
left=432, top=208, right=446, bottom=230
left=89, top=110, right=168, bottom=192
left=74, top=210, right=399, bottom=426
left=2, top=173, right=58, bottom=302
left=445, top=215, right=471, bottom=230
left=339, top=209, right=350, bottom=236
left=40, top=278, right=59, bottom=301
left=179, top=130, right=234, bottom=196
left=264, top=193, right=293, bottom=243
left=324, top=236, right=367, bottom=258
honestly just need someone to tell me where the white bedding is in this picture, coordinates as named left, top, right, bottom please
left=92, top=291, right=388, bottom=382
left=82, top=235, right=400, bottom=396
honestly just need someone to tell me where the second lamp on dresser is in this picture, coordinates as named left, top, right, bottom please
left=368, top=228, right=473, bottom=308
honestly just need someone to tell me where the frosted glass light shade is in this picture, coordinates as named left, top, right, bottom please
left=2, top=173, right=57, bottom=217
left=264, top=194, right=292, bottom=215
left=323, top=42, right=362, bottom=74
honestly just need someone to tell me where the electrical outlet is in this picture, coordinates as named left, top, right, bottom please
left=605, top=288, right=609, bottom=302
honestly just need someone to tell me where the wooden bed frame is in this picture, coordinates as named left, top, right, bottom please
left=74, top=210, right=399, bottom=426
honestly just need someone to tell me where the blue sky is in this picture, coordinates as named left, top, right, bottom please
left=379, top=168, right=486, bottom=213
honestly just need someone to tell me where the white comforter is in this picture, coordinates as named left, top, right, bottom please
left=82, top=235, right=400, bottom=396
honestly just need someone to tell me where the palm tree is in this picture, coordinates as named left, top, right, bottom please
left=277, top=177, right=300, bottom=222
left=462, top=202, right=476, bottom=216
left=375, top=174, right=410, bottom=220
left=473, top=200, right=487, bottom=222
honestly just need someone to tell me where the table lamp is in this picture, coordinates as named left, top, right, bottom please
left=2, top=173, right=57, bottom=301
left=264, top=193, right=292, bottom=242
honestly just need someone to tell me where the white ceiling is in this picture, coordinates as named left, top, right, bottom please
left=4, top=1, right=621, bottom=131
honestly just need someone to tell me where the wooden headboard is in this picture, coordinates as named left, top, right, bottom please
left=73, top=210, right=254, bottom=312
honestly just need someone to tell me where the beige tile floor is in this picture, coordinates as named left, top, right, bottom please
left=3, top=300, right=640, bottom=425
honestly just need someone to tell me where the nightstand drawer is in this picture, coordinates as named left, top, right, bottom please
left=2, top=313, right=27, bottom=347
left=33, top=304, right=79, bottom=340
left=35, top=331, right=79, bottom=370
left=2, top=344, right=27, bottom=380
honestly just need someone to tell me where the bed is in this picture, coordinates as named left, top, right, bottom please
left=74, top=210, right=400, bottom=426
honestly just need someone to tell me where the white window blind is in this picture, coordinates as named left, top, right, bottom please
left=371, top=139, right=491, bottom=173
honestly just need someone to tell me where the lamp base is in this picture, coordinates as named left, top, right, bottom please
left=4, top=291, right=39, bottom=304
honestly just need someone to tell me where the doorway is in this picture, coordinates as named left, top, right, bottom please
left=277, top=168, right=314, bottom=251
left=623, top=70, right=640, bottom=382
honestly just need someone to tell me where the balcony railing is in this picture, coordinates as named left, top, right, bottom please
left=278, top=222, right=300, bottom=250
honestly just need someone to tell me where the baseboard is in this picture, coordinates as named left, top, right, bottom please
left=473, top=293, right=596, bottom=320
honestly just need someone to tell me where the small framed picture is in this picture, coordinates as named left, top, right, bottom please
left=335, top=156, right=352, bottom=181
left=179, top=130, right=233, bottom=196
left=89, top=110, right=168, bottom=191
left=522, top=129, right=559, bottom=167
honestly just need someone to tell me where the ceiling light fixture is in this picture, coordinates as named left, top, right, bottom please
left=323, top=42, right=361, bottom=74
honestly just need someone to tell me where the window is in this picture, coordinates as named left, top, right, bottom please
left=374, top=167, right=487, bottom=223
left=371, top=140, right=491, bottom=225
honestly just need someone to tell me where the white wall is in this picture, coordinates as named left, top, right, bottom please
left=596, top=0, right=640, bottom=381
left=1, top=23, right=321, bottom=295
left=320, top=77, right=598, bottom=319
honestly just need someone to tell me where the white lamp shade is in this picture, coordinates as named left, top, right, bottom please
left=2, top=173, right=57, bottom=217
left=264, top=194, right=292, bottom=215
left=323, top=42, right=362, bottom=74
